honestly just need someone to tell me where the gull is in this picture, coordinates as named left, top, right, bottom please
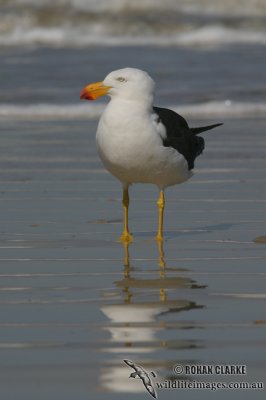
left=80, top=67, right=222, bottom=242
left=123, top=359, right=157, bottom=398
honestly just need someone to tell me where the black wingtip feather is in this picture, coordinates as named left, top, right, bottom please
left=153, top=106, right=223, bottom=171
left=191, top=123, right=223, bottom=135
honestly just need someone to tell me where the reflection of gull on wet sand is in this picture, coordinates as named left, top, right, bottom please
left=101, top=292, right=201, bottom=352
left=101, top=242, right=203, bottom=352
left=100, top=242, right=205, bottom=394
left=101, top=277, right=201, bottom=352
left=101, top=300, right=195, bottom=352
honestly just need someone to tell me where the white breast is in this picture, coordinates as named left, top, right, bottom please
left=96, top=99, right=192, bottom=189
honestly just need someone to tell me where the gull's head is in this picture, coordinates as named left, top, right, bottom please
left=80, top=67, right=155, bottom=103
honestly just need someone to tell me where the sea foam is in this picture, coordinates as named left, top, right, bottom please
left=1, top=101, right=266, bottom=120
left=1, top=0, right=266, bottom=48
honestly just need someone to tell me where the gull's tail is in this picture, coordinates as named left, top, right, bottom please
left=191, top=123, right=223, bottom=135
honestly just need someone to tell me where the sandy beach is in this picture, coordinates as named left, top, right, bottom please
left=1, top=109, right=266, bottom=399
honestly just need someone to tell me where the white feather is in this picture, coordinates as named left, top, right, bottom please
left=96, top=68, right=192, bottom=190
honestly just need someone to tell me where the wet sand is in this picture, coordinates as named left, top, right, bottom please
left=0, top=117, right=266, bottom=400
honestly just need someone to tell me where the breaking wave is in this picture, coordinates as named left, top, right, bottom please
left=1, top=101, right=266, bottom=120
left=1, top=0, right=266, bottom=48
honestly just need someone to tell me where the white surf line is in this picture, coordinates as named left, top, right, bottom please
left=1, top=101, right=266, bottom=120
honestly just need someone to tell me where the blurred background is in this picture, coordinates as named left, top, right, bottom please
left=1, top=0, right=266, bottom=47
left=1, top=0, right=266, bottom=119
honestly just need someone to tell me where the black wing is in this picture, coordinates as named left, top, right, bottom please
left=153, top=106, right=223, bottom=170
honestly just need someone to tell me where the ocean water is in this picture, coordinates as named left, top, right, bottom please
left=1, top=1, right=266, bottom=400
left=1, top=0, right=266, bottom=118
left=1, top=0, right=266, bottom=47
left=0, top=45, right=266, bottom=120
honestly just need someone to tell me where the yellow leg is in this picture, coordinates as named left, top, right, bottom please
left=119, top=187, right=133, bottom=243
left=157, top=239, right=166, bottom=269
left=156, top=190, right=165, bottom=242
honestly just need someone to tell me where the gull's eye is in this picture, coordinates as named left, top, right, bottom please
left=116, top=77, right=127, bottom=82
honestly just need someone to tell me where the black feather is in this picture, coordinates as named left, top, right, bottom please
left=191, top=123, right=223, bottom=135
left=153, top=106, right=222, bottom=170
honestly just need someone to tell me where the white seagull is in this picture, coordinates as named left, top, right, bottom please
left=80, top=68, right=222, bottom=242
